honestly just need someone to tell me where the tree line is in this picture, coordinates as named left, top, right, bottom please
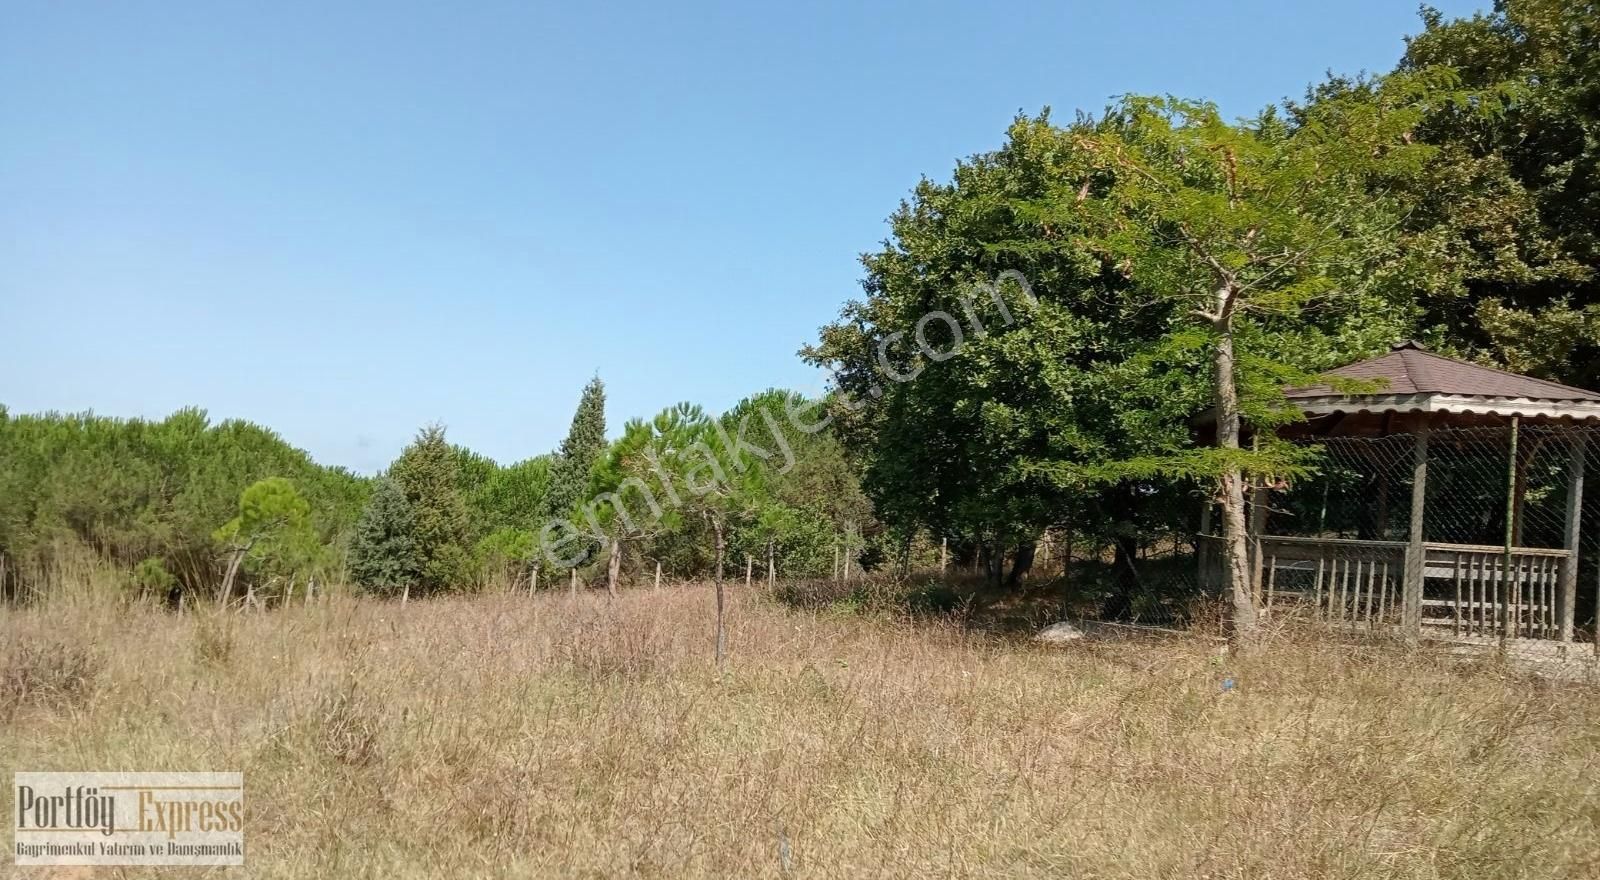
left=0, top=378, right=874, bottom=604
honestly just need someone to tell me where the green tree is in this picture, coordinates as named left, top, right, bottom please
left=214, top=477, right=318, bottom=605
left=1369, top=1, right=1600, bottom=386
left=544, top=377, right=608, bottom=526
left=803, top=110, right=1201, bottom=592
left=390, top=424, right=472, bottom=592
left=0, top=406, right=367, bottom=599
left=348, top=477, right=422, bottom=597
left=1033, top=79, right=1469, bottom=647
left=473, top=526, right=537, bottom=591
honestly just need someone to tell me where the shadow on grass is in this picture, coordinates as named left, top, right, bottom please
left=766, top=560, right=1208, bottom=637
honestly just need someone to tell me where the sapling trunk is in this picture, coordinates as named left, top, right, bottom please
left=713, top=518, right=727, bottom=665
left=606, top=538, right=621, bottom=598
left=1213, top=324, right=1259, bottom=650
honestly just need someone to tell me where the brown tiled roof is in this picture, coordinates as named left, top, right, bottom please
left=1285, top=341, right=1600, bottom=402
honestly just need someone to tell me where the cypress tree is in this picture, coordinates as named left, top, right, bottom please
left=390, top=424, right=472, bottom=591
left=544, top=377, right=607, bottom=521
left=348, top=477, right=422, bottom=596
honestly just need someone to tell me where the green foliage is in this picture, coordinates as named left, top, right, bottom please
left=473, top=527, right=535, bottom=588
left=805, top=70, right=1493, bottom=588
left=348, top=478, right=421, bottom=596
left=132, top=557, right=177, bottom=597
left=215, top=477, right=320, bottom=582
left=0, top=407, right=366, bottom=598
left=1389, top=1, right=1600, bottom=389
left=545, top=377, right=607, bottom=524
left=390, top=425, right=472, bottom=592
left=451, top=447, right=553, bottom=542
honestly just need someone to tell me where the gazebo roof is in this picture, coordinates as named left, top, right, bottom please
left=1285, top=341, right=1600, bottom=425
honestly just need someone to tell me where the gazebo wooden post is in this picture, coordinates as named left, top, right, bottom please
left=1500, top=417, right=1520, bottom=650
left=1558, top=431, right=1586, bottom=643
left=1402, top=420, right=1429, bottom=644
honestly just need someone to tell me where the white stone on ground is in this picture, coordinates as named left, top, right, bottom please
left=1035, top=621, right=1086, bottom=643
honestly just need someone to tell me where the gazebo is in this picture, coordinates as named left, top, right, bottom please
left=1212, top=341, right=1600, bottom=648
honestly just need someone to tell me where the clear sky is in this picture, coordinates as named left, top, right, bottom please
left=1, top=0, right=1489, bottom=473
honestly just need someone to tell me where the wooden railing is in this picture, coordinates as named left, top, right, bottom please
left=1424, top=543, right=1570, bottom=640
left=1254, top=536, right=1404, bottom=627
left=1199, top=534, right=1576, bottom=640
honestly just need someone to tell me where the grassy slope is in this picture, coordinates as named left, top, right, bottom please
left=4, top=586, right=1599, bottom=879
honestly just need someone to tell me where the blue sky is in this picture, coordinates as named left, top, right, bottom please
left=0, top=0, right=1488, bottom=473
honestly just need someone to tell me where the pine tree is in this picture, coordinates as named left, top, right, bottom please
left=390, top=424, right=472, bottom=592
left=544, top=377, right=607, bottom=522
left=348, top=477, right=421, bottom=596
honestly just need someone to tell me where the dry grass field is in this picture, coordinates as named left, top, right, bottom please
left=4, top=583, right=1600, bottom=879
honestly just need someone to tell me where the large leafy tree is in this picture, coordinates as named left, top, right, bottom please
left=1044, top=82, right=1453, bottom=646
left=805, top=109, right=1254, bottom=594
left=1387, top=1, right=1599, bottom=387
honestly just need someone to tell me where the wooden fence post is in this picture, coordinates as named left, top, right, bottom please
left=1500, top=417, right=1519, bottom=651
left=1401, top=421, right=1430, bottom=644
left=1558, top=433, right=1585, bottom=643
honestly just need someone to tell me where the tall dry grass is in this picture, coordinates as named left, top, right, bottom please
left=3, top=584, right=1598, bottom=878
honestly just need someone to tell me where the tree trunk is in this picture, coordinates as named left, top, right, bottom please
left=1213, top=324, right=1259, bottom=650
left=654, top=560, right=662, bottom=591
left=569, top=567, right=578, bottom=599
left=606, top=538, right=621, bottom=598
left=530, top=565, right=539, bottom=597
left=1005, top=541, right=1035, bottom=586
left=745, top=553, right=752, bottom=587
left=1061, top=527, right=1072, bottom=583
left=218, top=546, right=248, bottom=609
left=1103, top=533, right=1141, bottom=619
left=712, top=517, right=727, bottom=666
left=767, top=540, right=775, bottom=588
